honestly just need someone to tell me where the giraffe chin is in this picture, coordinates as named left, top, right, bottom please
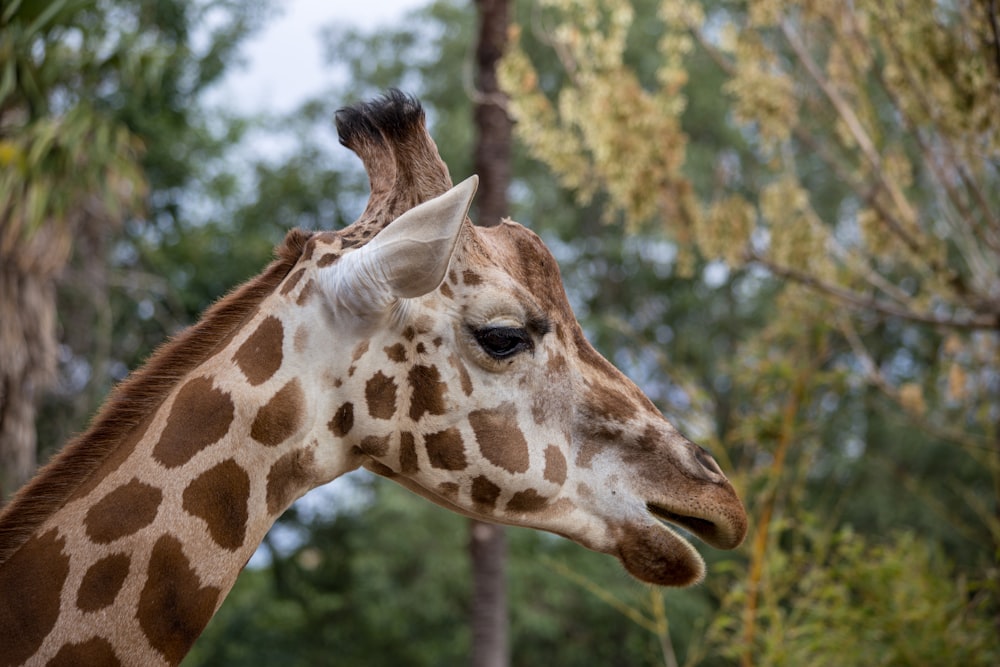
left=615, top=520, right=707, bottom=587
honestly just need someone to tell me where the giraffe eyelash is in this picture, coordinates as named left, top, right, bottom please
left=471, top=325, right=533, bottom=360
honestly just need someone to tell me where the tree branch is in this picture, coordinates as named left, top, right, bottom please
left=838, top=317, right=995, bottom=460
left=748, top=251, right=999, bottom=330
left=865, top=6, right=1000, bottom=254
left=988, top=0, right=1000, bottom=82
left=779, top=19, right=925, bottom=257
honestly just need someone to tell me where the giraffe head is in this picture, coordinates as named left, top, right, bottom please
left=297, top=92, right=747, bottom=586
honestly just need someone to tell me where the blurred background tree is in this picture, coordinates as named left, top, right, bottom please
left=0, top=0, right=148, bottom=498
left=1, top=0, right=273, bottom=499
left=501, top=0, right=1000, bottom=663
left=3, top=0, right=998, bottom=664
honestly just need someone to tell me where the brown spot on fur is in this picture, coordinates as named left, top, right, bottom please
left=328, top=402, right=354, bottom=438
left=544, top=497, right=577, bottom=518
left=547, top=352, right=568, bottom=375
left=302, top=238, right=316, bottom=261
left=506, top=488, right=548, bottom=513
left=76, top=553, right=130, bottom=612
left=182, top=459, right=250, bottom=551
left=359, top=434, right=390, bottom=457
left=471, top=476, right=501, bottom=509
left=365, top=371, right=398, bottom=419
left=439, top=281, right=454, bottom=299
left=317, top=252, right=340, bottom=267
left=403, top=326, right=417, bottom=341
left=296, top=279, right=316, bottom=306
left=85, top=479, right=162, bottom=544
left=634, top=423, right=660, bottom=453
left=408, top=364, right=448, bottom=421
left=400, top=432, right=419, bottom=474
left=351, top=340, right=370, bottom=363
left=530, top=395, right=548, bottom=426
left=251, top=379, right=304, bottom=447
left=500, top=224, right=579, bottom=325
left=384, top=343, right=407, bottom=362
left=575, top=423, right=621, bottom=468
left=153, top=376, right=235, bottom=468
left=47, top=637, right=121, bottom=667
left=437, top=482, right=460, bottom=501
left=462, top=269, right=482, bottom=286
left=233, top=315, right=284, bottom=386
left=424, top=428, right=467, bottom=470
left=448, top=269, right=458, bottom=285
left=543, top=446, right=567, bottom=485
left=280, top=268, right=305, bottom=295
left=266, top=447, right=317, bottom=515
left=0, top=529, right=70, bottom=665
left=585, top=381, right=639, bottom=423
left=449, top=355, right=473, bottom=397
left=294, top=325, right=309, bottom=353
left=138, top=535, right=221, bottom=665
left=470, top=403, right=530, bottom=474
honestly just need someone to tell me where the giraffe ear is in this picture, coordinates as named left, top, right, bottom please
left=323, top=176, right=478, bottom=317
left=363, top=175, right=478, bottom=298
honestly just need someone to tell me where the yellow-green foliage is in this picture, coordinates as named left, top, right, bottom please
left=501, top=0, right=999, bottom=327
left=706, top=523, right=1000, bottom=666
left=1, top=1, right=148, bottom=274
left=502, top=0, right=1000, bottom=662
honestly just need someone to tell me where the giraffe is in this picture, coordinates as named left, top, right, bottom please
left=0, top=91, right=747, bottom=666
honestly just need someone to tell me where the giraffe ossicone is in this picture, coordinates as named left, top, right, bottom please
left=0, top=90, right=747, bottom=666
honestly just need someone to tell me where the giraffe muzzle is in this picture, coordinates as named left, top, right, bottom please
left=646, top=500, right=746, bottom=551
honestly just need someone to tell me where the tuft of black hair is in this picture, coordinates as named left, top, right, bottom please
left=335, top=89, right=425, bottom=149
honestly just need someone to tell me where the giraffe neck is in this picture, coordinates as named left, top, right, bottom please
left=0, top=241, right=364, bottom=666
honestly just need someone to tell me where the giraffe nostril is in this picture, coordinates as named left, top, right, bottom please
left=692, top=444, right=724, bottom=478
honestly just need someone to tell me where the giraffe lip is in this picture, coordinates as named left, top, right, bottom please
left=646, top=503, right=728, bottom=547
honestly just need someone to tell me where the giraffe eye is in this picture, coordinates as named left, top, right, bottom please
left=472, top=326, right=533, bottom=360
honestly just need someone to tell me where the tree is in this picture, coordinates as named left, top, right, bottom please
left=470, top=2, right=514, bottom=667
left=2, top=0, right=271, bottom=494
left=0, top=0, right=146, bottom=499
left=501, top=0, right=1000, bottom=661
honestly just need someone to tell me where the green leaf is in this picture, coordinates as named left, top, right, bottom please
left=24, top=0, right=69, bottom=35
left=1, top=0, right=24, bottom=24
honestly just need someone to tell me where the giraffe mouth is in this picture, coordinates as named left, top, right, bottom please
left=646, top=503, right=740, bottom=550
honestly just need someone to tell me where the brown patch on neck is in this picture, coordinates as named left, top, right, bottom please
left=0, top=229, right=311, bottom=567
left=138, top=534, right=222, bottom=664
left=0, top=528, right=71, bottom=664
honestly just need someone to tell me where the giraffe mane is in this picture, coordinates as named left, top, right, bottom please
left=0, top=229, right=313, bottom=566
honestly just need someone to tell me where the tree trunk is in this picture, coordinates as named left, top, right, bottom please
left=470, top=1, right=512, bottom=666
left=469, top=520, right=509, bottom=667
left=0, top=266, right=56, bottom=502
left=472, top=0, right=512, bottom=228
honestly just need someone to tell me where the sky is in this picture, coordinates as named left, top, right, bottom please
left=210, top=0, right=426, bottom=114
